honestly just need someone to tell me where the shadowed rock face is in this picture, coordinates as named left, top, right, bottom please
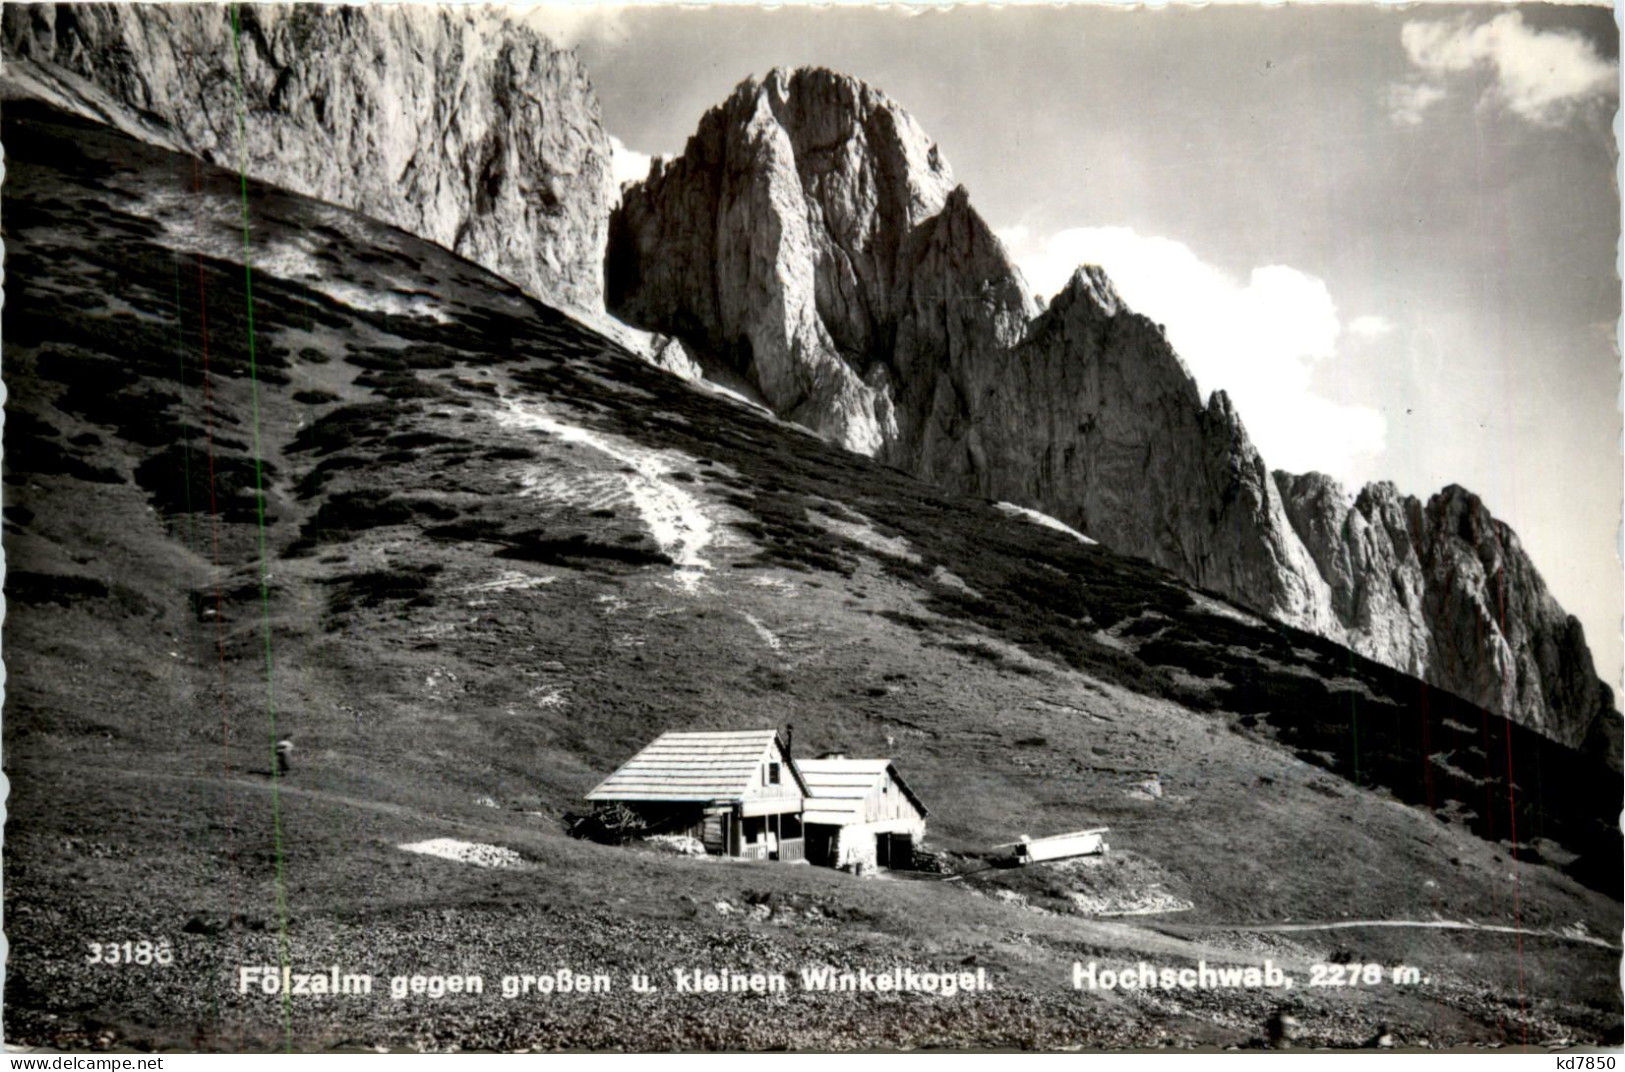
left=1277, top=474, right=1616, bottom=750
left=1, top=2, right=615, bottom=316
left=905, top=257, right=1340, bottom=637
left=608, top=67, right=964, bottom=454
left=1275, top=473, right=1432, bottom=678
left=607, top=66, right=1617, bottom=754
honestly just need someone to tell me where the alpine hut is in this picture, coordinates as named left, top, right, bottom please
left=585, top=729, right=809, bottom=861
left=797, top=756, right=929, bottom=871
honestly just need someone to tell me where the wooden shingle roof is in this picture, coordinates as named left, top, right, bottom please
left=586, top=729, right=807, bottom=803
left=797, top=758, right=929, bottom=824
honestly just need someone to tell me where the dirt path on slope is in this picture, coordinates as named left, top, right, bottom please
left=494, top=398, right=715, bottom=589
left=82, top=764, right=506, bottom=834
left=1152, top=918, right=1619, bottom=951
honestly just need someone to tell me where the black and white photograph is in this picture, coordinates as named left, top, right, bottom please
left=0, top=0, right=1620, bottom=1055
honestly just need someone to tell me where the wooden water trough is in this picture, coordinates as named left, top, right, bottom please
left=995, top=827, right=1110, bottom=865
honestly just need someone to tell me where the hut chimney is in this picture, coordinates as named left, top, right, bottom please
left=785, top=723, right=794, bottom=757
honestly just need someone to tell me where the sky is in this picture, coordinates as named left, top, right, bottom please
left=526, top=1, right=1622, bottom=697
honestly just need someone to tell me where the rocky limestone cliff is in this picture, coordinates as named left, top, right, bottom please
left=609, top=67, right=966, bottom=454
left=1275, top=473, right=1432, bottom=678
left=903, top=253, right=1339, bottom=635
left=607, top=66, right=1616, bottom=752
left=608, top=68, right=1338, bottom=630
left=1276, top=473, right=1616, bottom=749
left=2, top=2, right=615, bottom=316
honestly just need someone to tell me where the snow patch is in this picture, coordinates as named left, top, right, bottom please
left=458, top=570, right=557, bottom=594
left=810, top=511, right=920, bottom=563
left=398, top=839, right=524, bottom=869
left=742, top=612, right=783, bottom=652
left=696, top=379, right=773, bottom=415
left=1187, top=591, right=1265, bottom=627
left=929, top=565, right=977, bottom=595
left=496, top=400, right=715, bottom=591
left=324, top=281, right=451, bottom=324
left=1092, top=629, right=1133, bottom=653
left=130, top=185, right=453, bottom=323
left=256, top=240, right=451, bottom=323
left=995, top=502, right=1097, bottom=545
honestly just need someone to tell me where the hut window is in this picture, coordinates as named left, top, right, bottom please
left=768, top=762, right=781, bottom=785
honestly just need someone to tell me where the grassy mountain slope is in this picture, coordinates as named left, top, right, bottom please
left=3, top=101, right=1619, bottom=1051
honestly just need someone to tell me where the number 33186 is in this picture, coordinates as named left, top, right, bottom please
left=86, top=939, right=173, bottom=966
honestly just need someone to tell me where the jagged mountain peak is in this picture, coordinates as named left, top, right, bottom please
left=1274, top=469, right=1358, bottom=512
left=612, top=67, right=1332, bottom=638
left=732, top=65, right=942, bottom=139
left=912, top=184, right=1035, bottom=308
left=707, top=65, right=959, bottom=226
left=608, top=66, right=1615, bottom=757
left=609, top=67, right=993, bottom=455
left=734, top=64, right=899, bottom=108
left=1429, top=482, right=1500, bottom=526
left=1204, top=388, right=1243, bottom=427
left=1052, top=264, right=1126, bottom=319
left=1352, top=477, right=1411, bottom=509
left=1273, top=467, right=1612, bottom=748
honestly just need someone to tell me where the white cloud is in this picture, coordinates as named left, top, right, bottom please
left=1347, top=315, right=1396, bottom=340
left=609, top=135, right=655, bottom=192
left=1387, top=81, right=1449, bottom=126
left=996, top=224, right=1388, bottom=478
left=1394, top=12, right=1617, bottom=126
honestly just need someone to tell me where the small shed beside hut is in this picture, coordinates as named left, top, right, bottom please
left=585, top=729, right=809, bottom=861
left=798, top=756, right=929, bottom=871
